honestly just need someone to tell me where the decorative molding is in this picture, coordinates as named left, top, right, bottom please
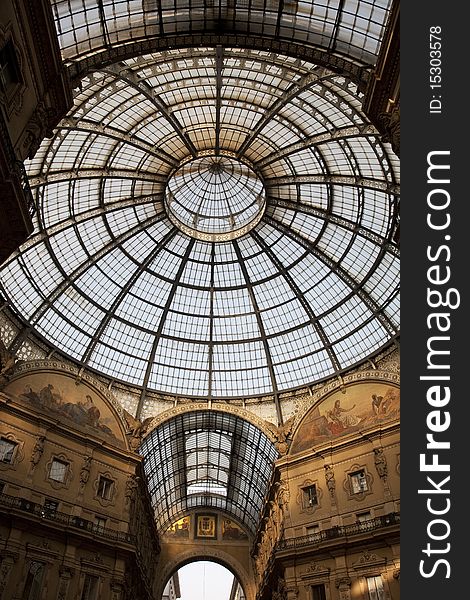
left=0, top=23, right=27, bottom=117
left=352, top=551, right=387, bottom=571
left=44, top=453, right=73, bottom=491
left=141, top=402, right=279, bottom=443
left=67, top=34, right=370, bottom=89
left=299, top=562, right=330, bottom=581
left=296, top=479, right=323, bottom=514
left=93, top=471, right=117, bottom=507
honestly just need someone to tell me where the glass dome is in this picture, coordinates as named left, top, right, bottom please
left=165, top=155, right=266, bottom=241
left=0, top=46, right=399, bottom=399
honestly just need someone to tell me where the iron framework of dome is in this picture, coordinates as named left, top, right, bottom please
left=0, top=2, right=400, bottom=404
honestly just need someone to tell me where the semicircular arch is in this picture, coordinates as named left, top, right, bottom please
left=158, top=547, right=254, bottom=600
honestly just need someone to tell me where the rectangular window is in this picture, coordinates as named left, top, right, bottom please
left=22, top=561, right=45, bottom=600
left=0, top=481, right=5, bottom=494
left=366, top=576, right=385, bottom=600
left=80, top=574, right=99, bottom=600
left=306, top=524, right=320, bottom=536
left=49, top=459, right=68, bottom=482
left=302, top=484, right=318, bottom=508
left=0, top=40, right=21, bottom=94
left=42, top=499, right=58, bottom=517
left=97, top=476, right=113, bottom=500
left=311, top=584, right=327, bottom=600
left=349, top=470, right=368, bottom=494
left=0, top=437, right=17, bottom=464
left=357, top=511, right=371, bottom=522
left=94, top=516, right=106, bottom=532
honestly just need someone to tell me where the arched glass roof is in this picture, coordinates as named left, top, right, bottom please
left=139, top=411, right=278, bottom=535
left=50, top=0, right=393, bottom=68
left=0, top=46, right=399, bottom=400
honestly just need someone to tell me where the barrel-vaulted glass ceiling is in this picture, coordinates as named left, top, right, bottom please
left=139, top=411, right=278, bottom=534
left=50, top=0, right=393, bottom=68
left=0, top=44, right=400, bottom=400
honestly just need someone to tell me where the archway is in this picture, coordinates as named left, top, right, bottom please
left=159, top=549, right=254, bottom=600
left=174, top=561, right=241, bottom=600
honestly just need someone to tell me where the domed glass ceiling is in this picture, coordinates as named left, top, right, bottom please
left=0, top=45, right=399, bottom=399
left=165, top=155, right=266, bottom=240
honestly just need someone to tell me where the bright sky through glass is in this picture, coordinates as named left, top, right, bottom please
left=0, top=46, right=399, bottom=400
left=178, top=562, right=234, bottom=600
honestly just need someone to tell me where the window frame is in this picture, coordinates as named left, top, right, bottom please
left=302, top=484, right=319, bottom=508
left=349, top=469, right=369, bottom=494
left=48, top=458, right=69, bottom=483
left=366, top=575, right=385, bottom=600
left=311, top=583, right=327, bottom=600
left=80, top=573, right=100, bottom=600
left=0, top=436, right=17, bottom=464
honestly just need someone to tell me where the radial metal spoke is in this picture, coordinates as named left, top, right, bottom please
left=100, top=63, right=198, bottom=158
left=256, top=124, right=379, bottom=169
left=79, top=227, right=179, bottom=366
left=136, top=237, right=196, bottom=418
left=237, top=69, right=332, bottom=156
left=251, top=229, right=342, bottom=374
left=59, top=117, right=178, bottom=167
left=215, top=45, right=224, bottom=156
left=232, top=240, right=283, bottom=426
left=265, top=215, right=399, bottom=337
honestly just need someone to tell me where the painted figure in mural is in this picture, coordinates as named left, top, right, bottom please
left=39, top=383, right=61, bottom=410
left=327, top=399, right=361, bottom=430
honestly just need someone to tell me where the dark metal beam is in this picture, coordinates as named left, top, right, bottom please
left=68, top=35, right=371, bottom=90
left=237, top=69, right=331, bottom=156
left=251, top=229, right=342, bottom=374
left=215, top=45, right=224, bottom=156
left=232, top=240, right=283, bottom=426
left=208, top=243, right=215, bottom=400
left=59, top=117, right=178, bottom=167
left=264, top=173, right=400, bottom=196
left=136, top=237, right=196, bottom=419
left=3, top=195, right=163, bottom=262
left=79, top=227, right=179, bottom=366
left=101, top=63, right=198, bottom=158
left=29, top=168, right=166, bottom=188
left=265, top=215, right=399, bottom=337
left=255, top=124, right=380, bottom=169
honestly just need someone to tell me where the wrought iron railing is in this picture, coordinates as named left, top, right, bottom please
left=0, top=492, right=135, bottom=544
left=277, top=513, right=400, bottom=551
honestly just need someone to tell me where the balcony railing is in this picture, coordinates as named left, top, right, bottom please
left=277, top=513, right=400, bottom=551
left=0, top=492, right=135, bottom=544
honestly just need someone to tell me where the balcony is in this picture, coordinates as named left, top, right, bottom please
left=0, top=492, right=135, bottom=545
left=277, top=513, right=400, bottom=551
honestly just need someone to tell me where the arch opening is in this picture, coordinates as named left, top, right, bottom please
left=163, top=560, right=244, bottom=600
